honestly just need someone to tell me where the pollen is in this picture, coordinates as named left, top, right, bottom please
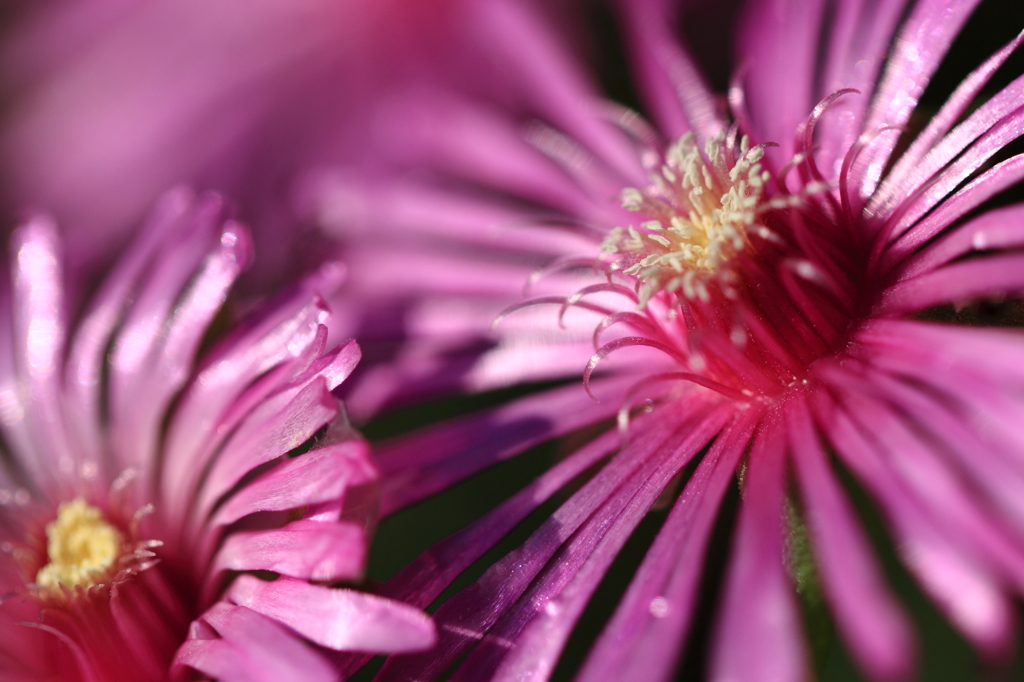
left=601, top=131, right=773, bottom=306
left=36, top=498, right=123, bottom=591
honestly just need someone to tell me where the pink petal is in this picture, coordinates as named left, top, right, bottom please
left=573, top=412, right=757, bottom=682
left=790, top=394, right=915, bottom=681
left=821, top=391, right=1017, bottom=655
left=190, top=376, right=339, bottom=525
left=711, top=414, right=808, bottom=682
left=377, top=399, right=733, bottom=682
left=882, top=153, right=1024, bottom=271
left=858, top=0, right=982, bottom=192
left=227, top=575, right=435, bottom=653
left=870, top=30, right=1024, bottom=217
left=616, top=0, right=722, bottom=141
left=882, top=252, right=1024, bottom=315
left=10, top=216, right=72, bottom=492
left=174, top=603, right=336, bottom=682
left=375, top=375, right=637, bottom=515
left=893, top=204, right=1024, bottom=280
left=211, top=439, right=375, bottom=529
left=209, top=519, right=365, bottom=591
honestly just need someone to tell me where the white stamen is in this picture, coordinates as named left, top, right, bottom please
left=601, top=132, right=775, bottom=304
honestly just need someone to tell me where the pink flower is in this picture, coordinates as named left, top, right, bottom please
left=0, top=0, right=535, bottom=290
left=317, top=1, right=1024, bottom=680
left=0, top=188, right=434, bottom=681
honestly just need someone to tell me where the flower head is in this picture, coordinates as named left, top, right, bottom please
left=0, top=188, right=434, bottom=680
left=315, top=0, right=1024, bottom=680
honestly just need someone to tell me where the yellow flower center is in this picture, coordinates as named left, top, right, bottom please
left=601, top=131, right=773, bottom=306
left=36, top=498, right=123, bottom=590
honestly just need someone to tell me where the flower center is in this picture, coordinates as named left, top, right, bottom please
left=600, top=131, right=772, bottom=306
left=36, top=498, right=124, bottom=591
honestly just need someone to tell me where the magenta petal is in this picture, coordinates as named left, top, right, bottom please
left=735, top=0, right=823, bottom=158
left=858, top=0, right=982, bottom=189
left=711, top=415, right=808, bottom=682
left=382, top=428, right=623, bottom=610
left=574, top=412, right=757, bottom=682
left=880, top=105, right=1024, bottom=239
left=62, top=187, right=197, bottom=475
left=211, top=439, right=375, bottom=528
left=174, top=603, right=336, bottom=682
left=111, top=214, right=251, bottom=485
left=822, top=392, right=1017, bottom=654
left=376, top=399, right=733, bottom=682
left=161, top=269, right=342, bottom=500
left=891, top=199, right=1024, bottom=280
left=210, top=520, right=365, bottom=589
left=791, top=395, right=915, bottom=681
left=883, top=154, right=1024, bottom=271
left=191, top=377, right=339, bottom=524
left=617, top=0, right=721, bottom=141
left=376, top=375, right=636, bottom=515
left=883, top=252, right=1024, bottom=315
left=460, top=409, right=738, bottom=682
left=227, top=575, right=435, bottom=653
left=871, top=30, right=1024, bottom=216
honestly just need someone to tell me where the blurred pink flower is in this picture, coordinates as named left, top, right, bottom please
left=315, top=0, right=1024, bottom=680
left=0, top=0, right=411, bottom=285
left=0, top=188, right=434, bottom=681
left=0, top=0, right=579, bottom=291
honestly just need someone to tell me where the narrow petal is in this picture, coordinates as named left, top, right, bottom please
left=375, top=375, right=638, bottom=515
left=882, top=252, right=1024, bottom=315
left=174, top=603, right=337, bottom=682
left=711, top=413, right=808, bottom=682
left=211, top=439, right=375, bottom=529
left=460, top=407, right=738, bottom=682
left=190, top=377, right=339, bottom=525
left=882, top=153, right=1024, bottom=271
left=858, top=0, right=982, bottom=191
left=377, top=400, right=733, bottom=682
left=10, top=216, right=72, bottom=493
left=616, top=0, right=722, bottom=141
left=227, top=575, right=435, bottom=653
left=870, top=30, right=1024, bottom=215
left=574, top=412, right=757, bottom=682
left=791, top=394, right=915, bottom=681
left=821, top=392, right=1017, bottom=654
left=209, top=520, right=365, bottom=591
left=891, top=201, right=1024, bottom=280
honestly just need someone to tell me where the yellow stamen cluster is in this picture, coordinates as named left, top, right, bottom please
left=36, top=498, right=123, bottom=591
left=601, top=131, right=771, bottom=306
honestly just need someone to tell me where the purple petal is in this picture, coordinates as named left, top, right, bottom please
left=112, top=212, right=251, bottom=489
left=161, top=267, right=344, bottom=502
left=616, top=0, right=722, bottom=141
left=376, top=398, right=734, bottom=682
left=574, top=412, right=757, bottom=682
left=190, top=377, right=339, bottom=525
left=882, top=252, right=1024, bottom=315
left=9, top=216, right=71, bottom=492
left=870, top=30, right=1024, bottom=216
left=375, top=375, right=638, bottom=515
left=883, top=161, right=1024, bottom=274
